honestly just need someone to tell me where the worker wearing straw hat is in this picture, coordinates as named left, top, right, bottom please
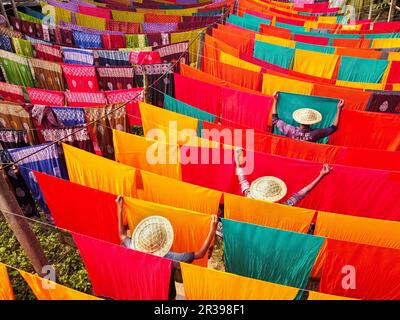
left=116, top=195, right=218, bottom=299
left=272, top=92, right=344, bottom=143
left=234, top=149, right=332, bottom=207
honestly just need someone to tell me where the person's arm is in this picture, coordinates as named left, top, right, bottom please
left=271, top=91, right=279, bottom=115
left=234, top=148, right=251, bottom=197
left=333, top=99, right=344, bottom=128
left=194, top=215, right=218, bottom=260
left=116, top=195, right=128, bottom=245
left=284, top=164, right=332, bottom=206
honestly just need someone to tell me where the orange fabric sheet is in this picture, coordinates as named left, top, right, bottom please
left=113, top=130, right=181, bottom=180
left=0, top=263, right=14, bottom=300
left=19, top=270, right=101, bottom=300
left=312, top=83, right=371, bottom=111
left=140, top=170, right=222, bottom=215
left=224, top=193, right=315, bottom=233
left=335, top=47, right=382, bottom=60
left=331, top=38, right=371, bottom=49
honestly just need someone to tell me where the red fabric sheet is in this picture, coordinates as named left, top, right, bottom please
left=174, top=73, right=221, bottom=116
left=27, top=88, right=65, bottom=106
left=101, top=34, right=126, bottom=49
left=35, top=172, right=120, bottom=244
left=62, top=64, right=99, bottom=92
left=293, top=34, right=330, bottom=46
left=319, top=239, right=400, bottom=300
left=73, top=234, right=172, bottom=300
left=329, top=109, right=400, bottom=151
left=180, top=146, right=236, bottom=192
left=202, top=121, right=400, bottom=172
left=227, top=149, right=400, bottom=221
left=276, top=16, right=305, bottom=26
left=105, top=88, right=144, bottom=126
left=259, top=24, right=292, bottom=39
left=386, top=61, right=400, bottom=84
left=0, top=81, right=25, bottom=104
left=78, top=5, right=111, bottom=19
left=220, top=86, right=273, bottom=131
left=65, top=91, right=107, bottom=107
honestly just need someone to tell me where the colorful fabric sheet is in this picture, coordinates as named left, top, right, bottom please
left=72, top=30, right=102, bottom=49
left=274, top=92, right=339, bottom=143
left=140, top=170, right=221, bottom=215
left=27, top=88, right=65, bottom=106
left=8, top=143, right=68, bottom=219
left=84, top=104, right=126, bottom=159
left=253, top=41, right=295, bottom=69
left=62, top=47, right=94, bottom=65
left=65, top=92, right=107, bottom=107
left=319, top=239, right=400, bottom=300
left=62, top=143, right=136, bottom=196
left=366, top=91, right=400, bottom=113
left=224, top=192, right=315, bottom=233
left=29, top=58, right=65, bottom=91
left=62, top=64, right=99, bottom=92
left=262, top=73, right=314, bottom=96
left=105, top=88, right=144, bottom=126
left=51, top=107, right=86, bottom=126
left=73, top=234, right=172, bottom=300
left=97, top=50, right=130, bottom=66
left=19, top=270, right=101, bottom=300
left=113, top=130, right=181, bottom=179
left=222, top=219, right=325, bottom=289
left=34, top=43, right=63, bottom=63
left=123, top=196, right=211, bottom=267
left=0, top=81, right=24, bottom=104
left=337, top=56, right=389, bottom=83
left=97, top=67, right=135, bottom=91
left=36, top=172, right=120, bottom=244
left=0, top=50, right=35, bottom=87
left=181, top=263, right=299, bottom=300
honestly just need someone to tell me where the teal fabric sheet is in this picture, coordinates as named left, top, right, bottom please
left=222, top=219, right=325, bottom=289
left=337, top=56, right=389, bottom=83
left=295, top=42, right=336, bottom=54
left=254, top=41, right=295, bottom=69
left=274, top=92, right=339, bottom=144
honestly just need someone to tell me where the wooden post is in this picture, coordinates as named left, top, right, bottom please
left=0, top=169, right=50, bottom=277
left=0, top=1, right=10, bottom=26
left=368, top=0, right=373, bottom=20
left=388, top=0, right=397, bottom=22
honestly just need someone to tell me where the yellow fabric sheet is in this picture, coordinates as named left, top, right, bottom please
left=51, top=5, right=72, bottom=24
left=0, top=263, right=14, bottom=300
left=170, top=28, right=207, bottom=66
left=219, top=52, right=262, bottom=73
left=140, top=170, right=222, bottom=215
left=224, top=193, right=315, bottom=233
left=255, top=34, right=295, bottom=48
left=111, top=10, right=144, bottom=23
left=371, top=38, right=400, bottom=49
left=113, top=130, right=181, bottom=180
left=335, top=80, right=385, bottom=90
left=293, top=49, right=339, bottom=79
left=262, top=73, right=314, bottom=95
left=62, top=143, right=137, bottom=197
left=123, top=197, right=211, bottom=266
left=388, top=52, right=400, bottom=61
left=139, top=102, right=199, bottom=145
left=315, top=211, right=400, bottom=249
left=181, top=263, right=299, bottom=300
left=317, top=16, right=337, bottom=24
left=19, top=270, right=101, bottom=300
left=307, top=291, right=356, bottom=300
left=75, top=12, right=106, bottom=30
left=341, top=24, right=362, bottom=31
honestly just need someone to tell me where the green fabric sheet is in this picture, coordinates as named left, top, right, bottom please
left=254, top=41, right=295, bottom=69
left=337, top=56, right=389, bottom=83
left=0, top=51, right=35, bottom=87
left=274, top=92, right=339, bottom=144
left=222, top=219, right=325, bottom=289
left=164, top=94, right=216, bottom=137
left=275, top=22, right=306, bottom=33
